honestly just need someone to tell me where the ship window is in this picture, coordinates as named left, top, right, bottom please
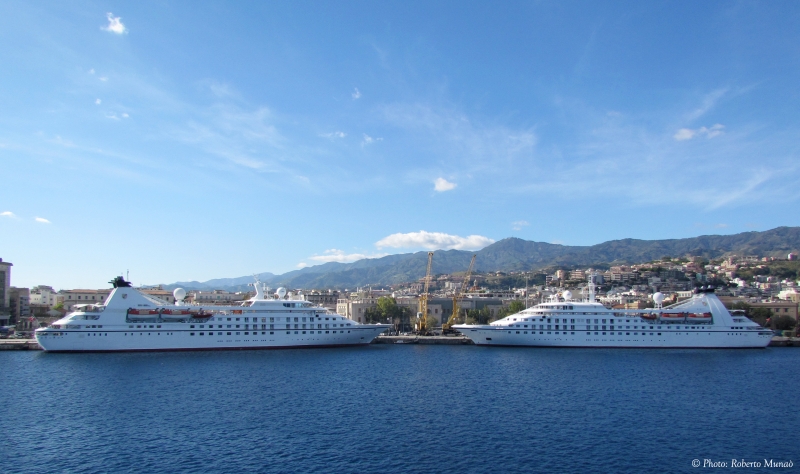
left=227, top=332, right=231, bottom=335
left=270, top=317, right=274, bottom=322
left=190, top=325, right=195, bottom=328
left=227, top=318, right=231, bottom=321
left=199, top=332, right=204, bottom=336
left=236, top=318, right=240, bottom=321
left=190, top=333, right=195, bottom=336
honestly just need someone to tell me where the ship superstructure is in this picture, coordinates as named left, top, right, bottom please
left=35, top=277, right=390, bottom=352
left=454, top=287, right=773, bottom=348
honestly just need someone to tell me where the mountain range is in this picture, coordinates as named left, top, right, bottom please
left=162, top=227, right=800, bottom=292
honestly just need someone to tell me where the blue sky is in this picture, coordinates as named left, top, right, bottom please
left=2, top=1, right=799, bottom=289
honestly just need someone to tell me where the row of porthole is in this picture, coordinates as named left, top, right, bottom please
left=189, top=330, right=351, bottom=336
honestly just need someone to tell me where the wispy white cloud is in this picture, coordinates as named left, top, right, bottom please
left=512, top=104, right=792, bottom=210
left=173, top=103, right=287, bottom=173
left=34, top=217, right=51, bottom=224
left=352, top=88, right=361, bottom=99
left=433, top=177, right=456, bottom=192
left=686, top=88, right=728, bottom=121
left=375, top=231, right=494, bottom=250
left=714, top=223, right=729, bottom=228
left=320, top=131, right=346, bottom=139
left=1, top=211, right=17, bottom=219
left=88, top=69, right=95, bottom=75
left=362, top=133, right=382, bottom=146
left=380, top=103, right=537, bottom=178
left=674, top=124, right=725, bottom=141
left=95, top=99, right=102, bottom=105
left=297, top=262, right=309, bottom=268
left=308, top=249, right=387, bottom=263
left=99, top=76, right=108, bottom=82
left=208, top=82, right=236, bottom=98
left=102, top=12, right=127, bottom=35
left=512, top=220, right=529, bottom=231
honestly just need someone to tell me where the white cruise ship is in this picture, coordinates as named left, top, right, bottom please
left=453, top=287, right=773, bottom=349
left=35, top=277, right=390, bottom=352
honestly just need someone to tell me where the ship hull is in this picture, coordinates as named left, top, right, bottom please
left=36, top=326, right=389, bottom=352
left=455, top=327, right=772, bottom=349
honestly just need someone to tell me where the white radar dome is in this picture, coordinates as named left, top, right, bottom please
left=173, top=288, right=186, bottom=301
left=276, top=287, right=287, bottom=299
left=563, top=290, right=573, bottom=301
left=653, top=292, right=665, bottom=304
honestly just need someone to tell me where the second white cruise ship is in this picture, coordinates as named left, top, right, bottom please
left=35, top=277, right=390, bottom=352
left=454, top=286, right=773, bottom=349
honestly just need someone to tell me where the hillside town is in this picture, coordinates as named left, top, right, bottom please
left=2, top=253, right=799, bottom=337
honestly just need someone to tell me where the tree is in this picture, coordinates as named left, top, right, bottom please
left=364, top=296, right=416, bottom=332
left=424, top=315, right=438, bottom=331
left=496, top=300, right=526, bottom=318
left=773, top=315, right=796, bottom=331
left=729, top=302, right=773, bottom=327
left=364, top=306, right=382, bottom=324
left=466, top=307, right=491, bottom=325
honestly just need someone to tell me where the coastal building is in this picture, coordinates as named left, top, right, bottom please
left=141, top=288, right=177, bottom=304
left=0, top=258, right=12, bottom=326
left=30, top=285, right=58, bottom=307
left=570, top=269, right=586, bottom=281
left=718, top=296, right=798, bottom=320
left=58, top=289, right=112, bottom=312
left=190, top=289, right=246, bottom=305
left=9, top=287, right=30, bottom=324
left=304, top=290, right=339, bottom=311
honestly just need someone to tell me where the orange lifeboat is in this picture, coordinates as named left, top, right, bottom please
left=161, top=308, right=191, bottom=320
left=127, top=308, right=159, bottom=318
left=687, top=312, right=712, bottom=321
left=661, top=312, right=686, bottom=321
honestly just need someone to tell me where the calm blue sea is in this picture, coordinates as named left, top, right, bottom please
left=1, top=346, right=797, bottom=473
